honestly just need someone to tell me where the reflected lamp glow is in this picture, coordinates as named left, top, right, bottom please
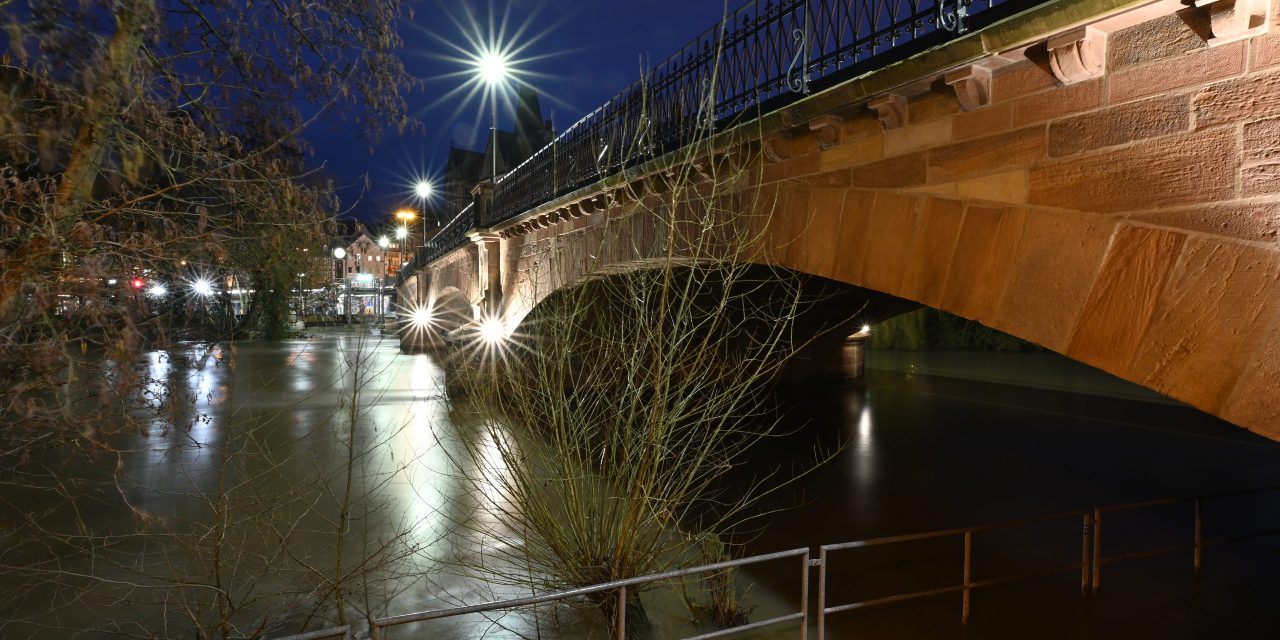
left=411, top=307, right=434, bottom=329
left=479, top=317, right=505, bottom=344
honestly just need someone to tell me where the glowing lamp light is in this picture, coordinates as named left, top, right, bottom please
left=479, top=317, right=505, bottom=345
left=332, top=247, right=347, bottom=259
left=395, top=226, right=408, bottom=240
left=148, top=284, right=167, bottom=297
left=378, top=236, right=390, bottom=248
left=411, top=307, right=433, bottom=329
left=477, top=51, right=509, bottom=85
left=862, top=324, right=871, bottom=334
left=414, top=181, right=433, bottom=199
left=131, top=277, right=146, bottom=290
left=191, top=279, right=214, bottom=297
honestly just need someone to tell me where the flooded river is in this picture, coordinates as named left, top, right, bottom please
left=6, top=328, right=1279, bottom=639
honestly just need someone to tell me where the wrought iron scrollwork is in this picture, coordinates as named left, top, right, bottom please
left=938, top=0, right=970, bottom=34
left=786, top=17, right=811, bottom=95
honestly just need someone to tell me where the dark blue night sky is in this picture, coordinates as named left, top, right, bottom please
left=306, top=0, right=737, bottom=222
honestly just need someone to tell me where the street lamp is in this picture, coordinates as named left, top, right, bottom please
left=413, top=180, right=435, bottom=242
left=475, top=50, right=510, bottom=183
left=333, top=247, right=350, bottom=324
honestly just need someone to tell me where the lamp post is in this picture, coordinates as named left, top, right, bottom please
left=477, top=52, right=509, bottom=183
left=413, top=180, right=434, bottom=243
left=333, top=246, right=349, bottom=325
left=378, top=235, right=391, bottom=323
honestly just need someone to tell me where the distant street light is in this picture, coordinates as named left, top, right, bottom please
left=191, top=279, right=214, bottom=297
left=332, top=247, right=346, bottom=259
left=413, top=180, right=435, bottom=242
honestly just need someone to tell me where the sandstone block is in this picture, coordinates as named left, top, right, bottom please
left=1106, top=10, right=1209, bottom=71
left=1128, top=203, right=1280, bottom=244
left=1244, top=116, right=1280, bottom=162
left=1027, top=127, right=1237, bottom=213
left=909, top=91, right=962, bottom=124
left=1251, top=32, right=1280, bottom=70
left=957, top=170, right=1029, bottom=204
left=1110, top=40, right=1246, bottom=104
left=819, top=134, right=883, bottom=172
left=1242, top=163, right=1280, bottom=195
left=941, top=205, right=1027, bottom=323
left=1066, top=225, right=1187, bottom=377
left=995, top=211, right=1116, bottom=352
left=1012, top=78, right=1103, bottom=127
left=1193, top=68, right=1280, bottom=126
left=859, top=192, right=923, bottom=294
left=1048, top=94, right=1190, bottom=157
left=883, top=118, right=953, bottom=157
left=849, top=152, right=927, bottom=188
left=928, top=126, right=1045, bottom=184
left=1133, top=237, right=1280, bottom=413
left=992, top=60, right=1057, bottom=102
left=829, top=190, right=877, bottom=284
left=1223, top=309, right=1280, bottom=440
left=900, top=197, right=965, bottom=307
left=953, top=102, right=1013, bottom=141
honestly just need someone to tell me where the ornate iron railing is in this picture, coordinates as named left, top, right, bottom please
left=413, top=0, right=1048, bottom=273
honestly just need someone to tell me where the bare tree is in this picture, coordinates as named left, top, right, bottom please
left=0, top=1, right=423, bottom=636
left=438, top=79, right=849, bottom=637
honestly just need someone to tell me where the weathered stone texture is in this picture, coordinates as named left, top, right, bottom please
left=1133, top=238, right=1280, bottom=413
left=1127, top=203, right=1280, bottom=244
left=1108, top=41, right=1245, bottom=103
left=992, top=60, right=1057, bottom=102
left=849, top=152, right=927, bottom=188
left=1012, top=78, right=1103, bottom=126
left=956, top=170, right=1028, bottom=204
left=859, top=193, right=922, bottom=294
left=900, top=197, right=965, bottom=307
left=1028, top=127, right=1237, bottom=213
left=1193, top=69, right=1280, bottom=127
left=1066, top=225, right=1187, bottom=376
left=909, top=91, right=962, bottom=124
left=1106, top=10, right=1209, bottom=71
left=929, top=126, right=1044, bottom=183
left=953, top=101, right=1014, bottom=140
left=941, top=205, right=1027, bottom=324
left=1047, top=94, right=1190, bottom=157
left=995, top=211, right=1115, bottom=352
left=883, top=118, right=953, bottom=157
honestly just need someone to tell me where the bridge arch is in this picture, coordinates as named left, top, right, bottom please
left=406, top=0, right=1280, bottom=439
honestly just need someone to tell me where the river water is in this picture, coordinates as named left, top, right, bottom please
left=8, top=328, right=1280, bottom=639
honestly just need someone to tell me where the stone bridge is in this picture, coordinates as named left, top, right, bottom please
left=399, top=0, right=1280, bottom=440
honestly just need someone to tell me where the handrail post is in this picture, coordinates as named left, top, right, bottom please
left=1081, top=512, right=1092, bottom=597
left=961, top=530, right=973, bottom=624
left=1194, top=498, right=1203, bottom=576
left=1091, top=508, right=1102, bottom=596
left=817, top=547, right=828, bottom=640
left=800, top=552, right=811, bottom=640
left=616, top=585, right=627, bottom=640
left=369, top=621, right=379, bottom=640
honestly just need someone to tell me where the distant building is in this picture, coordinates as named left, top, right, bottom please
left=441, top=87, right=554, bottom=219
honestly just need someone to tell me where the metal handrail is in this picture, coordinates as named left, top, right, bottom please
left=273, top=483, right=1280, bottom=640
left=369, top=547, right=810, bottom=639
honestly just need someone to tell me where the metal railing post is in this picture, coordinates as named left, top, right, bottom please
left=961, top=530, right=973, bottom=624
left=817, top=547, right=828, bottom=640
left=800, top=552, right=811, bottom=640
left=1091, top=508, right=1102, bottom=596
left=1194, top=498, right=1203, bottom=576
left=616, top=585, right=627, bottom=640
left=1081, top=512, right=1092, bottom=597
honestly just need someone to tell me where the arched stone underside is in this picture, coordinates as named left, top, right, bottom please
left=411, top=0, right=1280, bottom=440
